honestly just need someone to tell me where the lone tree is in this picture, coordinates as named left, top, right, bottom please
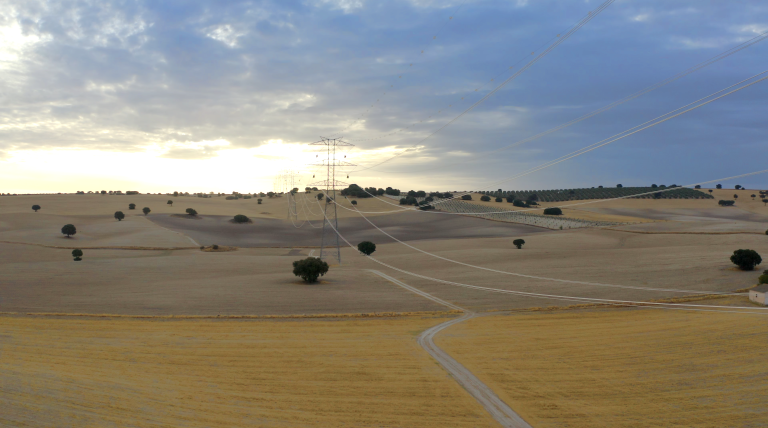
left=142, top=207, right=151, bottom=215
left=751, top=194, right=756, bottom=200
left=114, top=211, right=125, bottom=221
left=233, top=214, right=250, bottom=223
left=186, top=208, right=198, bottom=216
left=72, top=249, right=83, bottom=261
left=351, top=200, right=357, bottom=206
left=513, top=239, right=525, bottom=249
left=763, top=199, right=768, bottom=206
left=730, top=249, right=762, bottom=271
left=32, top=204, right=41, bottom=212
left=480, top=195, right=491, bottom=202
left=735, top=185, right=743, bottom=190
left=61, top=224, right=77, bottom=238
left=357, top=241, right=376, bottom=256
left=128, top=203, right=136, bottom=210
left=167, top=200, right=173, bottom=206
left=461, top=194, right=472, bottom=201
left=708, top=189, right=713, bottom=194
left=716, top=184, right=722, bottom=189
left=543, top=207, right=563, bottom=215
left=317, top=194, right=324, bottom=200
left=734, top=194, right=739, bottom=199
left=257, top=198, right=263, bottom=204
left=292, top=257, right=329, bottom=283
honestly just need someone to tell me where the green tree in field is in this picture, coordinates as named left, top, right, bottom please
left=61, top=224, right=77, bottom=238
left=357, top=241, right=376, bottom=256
left=114, top=211, right=125, bottom=221
left=351, top=200, right=357, bottom=205
left=716, top=184, right=722, bottom=189
left=317, top=194, right=324, bottom=200
left=128, top=203, right=136, bottom=210
left=257, top=198, right=263, bottom=204
left=167, top=200, right=173, bottom=207
left=480, top=195, right=491, bottom=202
left=32, top=204, right=41, bottom=212
left=173, top=191, right=179, bottom=197
left=142, top=207, right=151, bottom=215
left=292, top=258, right=329, bottom=283
left=543, top=207, right=563, bottom=215
left=72, top=249, right=83, bottom=261
left=186, top=208, right=198, bottom=216
left=513, top=239, right=525, bottom=249
left=730, top=249, right=762, bottom=271
left=762, top=199, right=768, bottom=206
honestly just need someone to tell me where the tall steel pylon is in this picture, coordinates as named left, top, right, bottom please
left=308, top=137, right=355, bottom=264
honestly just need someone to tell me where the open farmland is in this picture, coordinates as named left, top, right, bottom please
left=0, top=314, right=497, bottom=428
left=437, top=306, right=768, bottom=427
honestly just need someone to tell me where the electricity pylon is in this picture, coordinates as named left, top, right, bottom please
left=308, top=137, right=355, bottom=264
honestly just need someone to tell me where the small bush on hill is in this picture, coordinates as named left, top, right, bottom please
left=513, top=239, right=525, bottom=249
left=142, top=207, right=151, bottom=215
left=128, top=203, right=136, bottom=210
left=167, top=200, right=173, bottom=206
left=543, top=207, right=563, bottom=215
left=233, top=214, right=250, bottom=223
left=351, top=200, right=357, bottom=205
left=225, top=196, right=236, bottom=200
left=114, top=211, right=125, bottom=221
left=293, top=257, right=329, bottom=283
left=72, top=249, right=83, bottom=261
left=186, top=208, right=197, bottom=216
left=461, top=195, right=472, bottom=201
left=61, top=224, right=76, bottom=237
left=357, top=241, right=376, bottom=255
left=32, top=204, right=41, bottom=212
left=718, top=200, right=735, bottom=206
left=731, top=249, right=762, bottom=271
left=495, top=197, right=502, bottom=202
left=258, top=198, right=263, bottom=204
left=317, top=194, right=324, bottom=200
left=480, top=195, right=491, bottom=202
left=513, top=199, right=528, bottom=208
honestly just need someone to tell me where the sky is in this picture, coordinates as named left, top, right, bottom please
left=1, top=0, right=767, bottom=194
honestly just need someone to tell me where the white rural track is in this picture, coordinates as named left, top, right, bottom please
left=370, top=270, right=532, bottom=428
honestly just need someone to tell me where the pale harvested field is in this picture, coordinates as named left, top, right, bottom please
left=0, top=314, right=497, bottom=428
left=437, top=306, right=768, bottom=427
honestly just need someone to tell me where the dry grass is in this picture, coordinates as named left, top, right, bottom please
left=437, top=308, right=768, bottom=427
left=1, top=315, right=496, bottom=427
left=200, top=245, right=238, bottom=252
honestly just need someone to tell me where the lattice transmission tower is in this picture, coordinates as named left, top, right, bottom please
left=308, top=137, right=355, bottom=264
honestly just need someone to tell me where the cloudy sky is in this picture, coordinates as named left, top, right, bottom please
left=1, top=0, right=766, bottom=193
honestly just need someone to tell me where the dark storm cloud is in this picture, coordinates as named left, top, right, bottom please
left=1, top=0, right=767, bottom=188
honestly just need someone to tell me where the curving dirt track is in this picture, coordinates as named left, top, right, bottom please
left=370, top=270, right=531, bottom=428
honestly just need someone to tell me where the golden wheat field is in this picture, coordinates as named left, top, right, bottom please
left=0, top=314, right=497, bottom=428
left=437, top=306, right=768, bottom=427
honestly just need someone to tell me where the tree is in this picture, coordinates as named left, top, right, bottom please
left=292, top=258, right=329, bottom=283
left=718, top=200, right=735, bottom=206
left=716, top=184, right=722, bottom=189
left=61, top=224, right=77, bottom=238
left=142, top=207, right=151, bottom=215
left=351, top=200, right=357, bottom=205
left=32, top=204, right=41, bottom=212
left=543, top=207, right=563, bottom=215
left=734, top=194, right=739, bottom=199
left=357, top=241, right=376, bottom=256
left=616, top=184, right=623, bottom=188
left=257, top=198, right=263, bottom=204
left=317, top=194, right=324, bottom=200
left=763, top=199, right=768, bottom=206
left=495, top=197, right=503, bottom=202
left=708, top=190, right=713, bottom=194
left=513, top=239, right=525, bottom=249
left=461, top=195, right=472, bottom=200
left=114, top=211, right=125, bottom=221
left=72, top=249, right=83, bottom=261
left=735, top=185, right=742, bottom=190
left=651, top=184, right=658, bottom=188
left=186, top=208, right=198, bottom=216
left=730, top=249, right=762, bottom=271
left=751, top=194, right=756, bottom=200
left=480, top=195, right=491, bottom=202
left=173, top=191, right=179, bottom=197
left=128, top=203, right=136, bottom=210
left=167, top=200, right=173, bottom=206
left=694, top=185, right=701, bottom=189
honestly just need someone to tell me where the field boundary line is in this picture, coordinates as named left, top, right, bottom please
left=0, top=310, right=461, bottom=320
left=369, top=269, right=532, bottom=428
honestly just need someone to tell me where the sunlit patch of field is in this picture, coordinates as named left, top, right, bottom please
left=0, top=315, right=497, bottom=428
left=437, top=307, right=768, bottom=427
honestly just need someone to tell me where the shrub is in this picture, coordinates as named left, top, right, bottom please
left=292, top=257, right=329, bottom=283
left=734, top=194, right=739, bottom=199
left=759, top=274, right=768, bottom=285
left=142, top=207, right=151, bottom=215
left=495, top=197, right=503, bottom=202
left=399, top=198, right=407, bottom=205
left=32, top=204, right=41, bottom=212
left=731, top=249, right=762, bottom=271
left=114, top=211, right=125, bottom=221
left=513, top=199, right=528, bottom=208
left=128, top=203, right=136, bottom=210
left=186, top=208, right=198, bottom=216
left=72, top=249, right=83, bottom=261
left=351, top=200, right=358, bottom=205
left=716, top=184, right=722, bottom=189
left=258, top=198, right=263, bottom=204
left=735, top=185, right=742, bottom=190
left=513, top=239, right=525, bottom=249
left=763, top=199, right=768, bottom=206
left=233, top=214, right=250, bottom=223
left=61, top=224, right=77, bottom=237
left=200, top=246, right=205, bottom=250
left=244, top=195, right=252, bottom=199
left=212, top=244, right=219, bottom=250
left=461, top=195, right=472, bottom=201
left=167, top=200, right=173, bottom=206
left=357, top=241, right=376, bottom=255
left=718, top=200, right=735, bottom=206
left=317, top=194, right=324, bottom=200
left=225, top=196, right=236, bottom=200
left=480, top=195, right=491, bottom=202
left=543, top=207, right=563, bottom=215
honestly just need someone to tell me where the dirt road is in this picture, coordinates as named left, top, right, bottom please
left=370, top=270, right=532, bottom=428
